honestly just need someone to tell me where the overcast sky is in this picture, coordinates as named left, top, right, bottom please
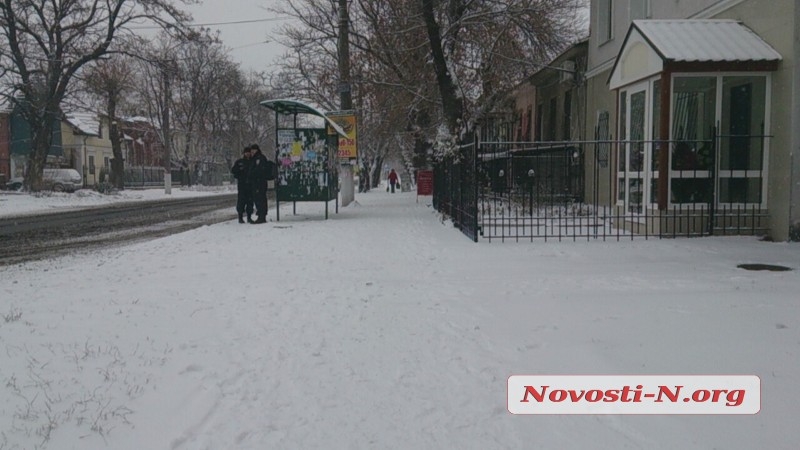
left=183, top=0, right=589, bottom=74
left=185, top=0, right=290, bottom=73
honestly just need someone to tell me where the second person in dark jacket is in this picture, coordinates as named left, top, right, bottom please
left=231, top=146, right=254, bottom=223
left=248, top=144, right=270, bottom=224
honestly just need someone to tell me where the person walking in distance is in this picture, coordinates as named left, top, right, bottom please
left=388, top=168, right=399, bottom=193
left=231, top=146, right=254, bottom=223
left=248, top=144, right=270, bottom=224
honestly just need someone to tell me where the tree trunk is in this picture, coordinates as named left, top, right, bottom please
left=24, top=109, right=57, bottom=192
left=371, top=155, right=384, bottom=188
left=420, top=0, right=464, bottom=134
left=108, top=97, right=125, bottom=189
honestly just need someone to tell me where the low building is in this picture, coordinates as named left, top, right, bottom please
left=63, top=112, right=113, bottom=187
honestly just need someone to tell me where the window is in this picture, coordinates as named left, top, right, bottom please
left=598, top=0, right=613, bottom=43
left=548, top=97, right=557, bottom=141
left=88, top=155, right=96, bottom=175
left=104, top=157, right=110, bottom=169
left=535, top=104, right=543, bottom=142
left=618, top=91, right=627, bottom=203
left=526, top=106, right=533, bottom=141
left=630, top=0, right=650, bottom=21
left=719, top=76, right=767, bottom=204
left=651, top=80, right=661, bottom=203
left=670, top=75, right=768, bottom=206
left=563, top=91, right=572, bottom=141
left=596, top=111, right=610, bottom=168
left=671, top=77, right=716, bottom=204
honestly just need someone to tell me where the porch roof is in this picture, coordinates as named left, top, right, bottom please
left=609, top=20, right=782, bottom=90
left=636, top=20, right=781, bottom=63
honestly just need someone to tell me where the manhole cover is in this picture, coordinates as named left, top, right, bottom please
left=737, top=263, right=792, bottom=272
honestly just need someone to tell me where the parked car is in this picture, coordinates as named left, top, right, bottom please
left=4, top=177, right=23, bottom=190
left=3, top=169, right=83, bottom=192
left=44, top=168, right=83, bottom=192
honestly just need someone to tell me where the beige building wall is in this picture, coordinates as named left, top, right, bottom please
left=584, top=70, right=618, bottom=206
left=712, top=0, right=797, bottom=239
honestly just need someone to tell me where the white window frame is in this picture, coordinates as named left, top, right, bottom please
left=617, top=78, right=658, bottom=214
left=597, top=0, right=613, bottom=44
left=668, top=72, right=771, bottom=209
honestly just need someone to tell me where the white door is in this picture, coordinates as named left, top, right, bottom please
left=618, top=83, right=651, bottom=214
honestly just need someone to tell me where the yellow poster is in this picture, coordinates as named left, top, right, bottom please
left=327, top=112, right=357, bottom=161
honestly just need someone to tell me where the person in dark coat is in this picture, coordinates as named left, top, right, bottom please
left=248, top=144, right=269, bottom=224
left=388, top=168, right=399, bottom=193
left=231, top=146, right=254, bottom=223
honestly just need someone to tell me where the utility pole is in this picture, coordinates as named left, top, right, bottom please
left=161, top=63, right=172, bottom=194
left=338, top=0, right=354, bottom=207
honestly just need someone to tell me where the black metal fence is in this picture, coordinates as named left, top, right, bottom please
left=433, top=135, right=770, bottom=242
left=432, top=136, right=479, bottom=242
left=123, top=163, right=231, bottom=188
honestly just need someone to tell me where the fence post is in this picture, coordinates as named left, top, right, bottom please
left=708, top=126, right=718, bottom=235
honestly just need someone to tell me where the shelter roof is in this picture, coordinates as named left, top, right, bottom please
left=260, top=99, right=347, bottom=136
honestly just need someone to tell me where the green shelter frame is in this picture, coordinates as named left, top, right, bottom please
left=260, top=99, right=348, bottom=220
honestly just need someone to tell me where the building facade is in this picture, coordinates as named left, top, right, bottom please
left=585, top=0, right=799, bottom=240
left=63, top=112, right=114, bottom=187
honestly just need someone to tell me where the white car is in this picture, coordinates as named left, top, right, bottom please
left=5, top=177, right=23, bottom=190
left=4, top=169, right=83, bottom=192
left=44, top=168, right=83, bottom=192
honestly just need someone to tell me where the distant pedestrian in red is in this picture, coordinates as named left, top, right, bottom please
left=388, top=169, right=399, bottom=193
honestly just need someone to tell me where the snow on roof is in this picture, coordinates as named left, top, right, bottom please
left=64, top=112, right=100, bottom=136
left=633, top=19, right=782, bottom=63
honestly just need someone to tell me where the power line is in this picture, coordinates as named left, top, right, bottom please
left=230, top=41, right=273, bottom=50
left=131, top=17, right=289, bottom=30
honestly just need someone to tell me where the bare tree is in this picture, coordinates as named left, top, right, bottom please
left=0, top=0, right=194, bottom=191
left=198, top=67, right=274, bottom=168
left=271, top=0, right=426, bottom=181
left=272, top=0, right=584, bottom=168
left=418, top=0, right=585, bottom=145
left=81, top=56, right=135, bottom=189
left=172, top=29, right=230, bottom=173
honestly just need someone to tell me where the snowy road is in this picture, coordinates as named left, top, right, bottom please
left=1, top=190, right=799, bottom=449
left=0, top=194, right=237, bottom=265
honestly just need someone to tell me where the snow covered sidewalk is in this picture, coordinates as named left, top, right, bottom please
left=1, top=189, right=799, bottom=449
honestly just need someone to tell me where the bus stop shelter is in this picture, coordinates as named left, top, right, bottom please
left=260, top=99, right=347, bottom=220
